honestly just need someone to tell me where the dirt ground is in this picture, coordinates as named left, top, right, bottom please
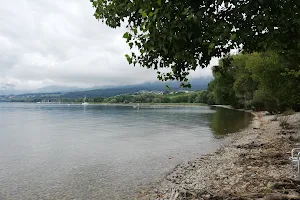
left=137, top=112, right=300, bottom=200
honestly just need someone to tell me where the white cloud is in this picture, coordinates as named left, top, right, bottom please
left=0, top=0, right=213, bottom=91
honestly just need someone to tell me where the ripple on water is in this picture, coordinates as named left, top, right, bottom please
left=0, top=103, right=251, bottom=199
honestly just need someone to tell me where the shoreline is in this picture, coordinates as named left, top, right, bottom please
left=2, top=102, right=207, bottom=107
left=139, top=110, right=300, bottom=199
left=211, top=104, right=254, bottom=114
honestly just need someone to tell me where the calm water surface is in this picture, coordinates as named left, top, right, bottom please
left=0, top=103, right=252, bottom=199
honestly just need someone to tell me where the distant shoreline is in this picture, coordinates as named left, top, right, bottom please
left=106, top=102, right=207, bottom=107
left=1, top=102, right=207, bottom=107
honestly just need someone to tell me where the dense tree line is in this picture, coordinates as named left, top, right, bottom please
left=4, top=92, right=209, bottom=104
left=91, top=92, right=209, bottom=104
left=207, top=51, right=300, bottom=113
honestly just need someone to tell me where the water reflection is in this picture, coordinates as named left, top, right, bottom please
left=209, top=107, right=253, bottom=137
left=0, top=103, right=253, bottom=199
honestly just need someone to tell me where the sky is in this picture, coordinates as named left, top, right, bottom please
left=0, top=0, right=215, bottom=91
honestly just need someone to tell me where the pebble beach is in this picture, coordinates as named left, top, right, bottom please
left=139, top=111, right=300, bottom=199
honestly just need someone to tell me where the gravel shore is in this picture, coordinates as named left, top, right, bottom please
left=138, top=112, right=300, bottom=199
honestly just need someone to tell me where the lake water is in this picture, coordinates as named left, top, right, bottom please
left=0, top=103, right=252, bottom=199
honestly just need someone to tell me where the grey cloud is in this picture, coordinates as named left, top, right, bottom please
left=0, top=0, right=212, bottom=91
left=1, top=83, right=15, bottom=90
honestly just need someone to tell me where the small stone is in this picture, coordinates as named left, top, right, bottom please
left=202, top=194, right=210, bottom=198
left=185, top=179, right=192, bottom=184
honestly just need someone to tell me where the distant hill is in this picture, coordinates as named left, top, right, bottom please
left=61, top=78, right=212, bottom=98
left=0, top=89, right=25, bottom=95
left=33, top=85, right=83, bottom=93
left=0, top=77, right=212, bottom=100
left=0, top=86, right=82, bottom=95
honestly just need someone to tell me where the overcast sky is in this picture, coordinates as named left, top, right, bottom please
left=0, top=0, right=215, bottom=91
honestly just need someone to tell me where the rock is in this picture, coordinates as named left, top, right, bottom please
left=202, top=194, right=210, bottom=198
left=185, top=179, right=192, bottom=184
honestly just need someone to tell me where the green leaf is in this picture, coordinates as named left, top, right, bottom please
left=182, top=8, right=188, bottom=15
left=132, top=28, right=137, bottom=34
left=129, top=42, right=133, bottom=49
left=142, top=12, right=147, bottom=18
left=230, top=34, right=237, bottom=41
left=209, top=43, right=215, bottom=49
left=165, top=85, right=171, bottom=90
left=149, top=45, right=155, bottom=51
left=125, top=54, right=132, bottom=64
left=163, top=47, right=168, bottom=54
left=123, top=32, right=129, bottom=39
left=157, top=0, right=161, bottom=6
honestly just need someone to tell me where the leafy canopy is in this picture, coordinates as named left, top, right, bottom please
left=208, top=51, right=300, bottom=112
left=90, top=0, right=300, bottom=86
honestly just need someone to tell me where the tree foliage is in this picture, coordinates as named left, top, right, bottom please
left=89, top=91, right=210, bottom=104
left=91, top=0, right=300, bottom=85
left=207, top=51, right=300, bottom=112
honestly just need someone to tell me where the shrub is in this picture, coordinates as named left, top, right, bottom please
left=282, top=108, right=295, bottom=116
left=279, top=115, right=292, bottom=129
left=270, top=115, right=278, bottom=121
